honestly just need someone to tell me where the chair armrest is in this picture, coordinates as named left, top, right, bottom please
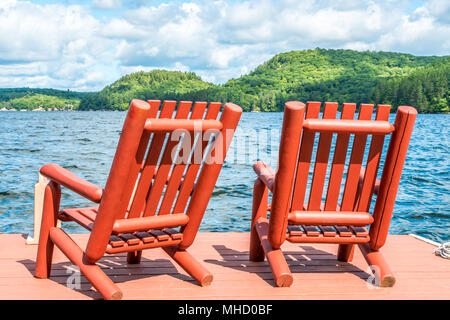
left=253, top=161, right=275, bottom=192
left=359, top=167, right=380, bottom=195
left=40, top=163, right=103, bottom=203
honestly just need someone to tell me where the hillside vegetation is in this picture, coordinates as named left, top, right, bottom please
left=222, top=49, right=442, bottom=111
left=371, top=57, right=449, bottom=113
left=0, top=88, right=91, bottom=110
left=1, top=49, right=448, bottom=113
left=78, top=70, right=219, bottom=110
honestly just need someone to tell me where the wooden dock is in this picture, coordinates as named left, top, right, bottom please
left=0, top=233, right=448, bottom=300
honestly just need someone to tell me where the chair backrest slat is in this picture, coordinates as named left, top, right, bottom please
left=324, top=103, right=356, bottom=211
left=127, top=101, right=176, bottom=218
left=142, top=101, right=192, bottom=217
left=172, top=102, right=222, bottom=214
left=307, top=102, right=338, bottom=211
left=290, top=101, right=321, bottom=211
left=340, top=104, right=374, bottom=211
left=355, top=105, right=391, bottom=212
left=158, top=101, right=208, bottom=215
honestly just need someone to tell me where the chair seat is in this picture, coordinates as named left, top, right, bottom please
left=60, top=207, right=185, bottom=253
left=286, top=225, right=369, bottom=244
left=106, top=228, right=183, bottom=254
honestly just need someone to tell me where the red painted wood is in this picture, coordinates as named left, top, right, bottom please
left=340, top=104, right=374, bottom=211
left=120, top=100, right=159, bottom=217
left=172, top=102, right=221, bottom=215
left=324, top=103, right=356, bottom=211
left=86, top=99, right=151, bottom=263
left=52, top=228, right=123, bottom=300
left=40, top=164, right=102, bottom=203
left=143, top=101, right=192, bottom=217
left=308, top=102, right=338, bottom=210
left=5, top=234, right=448, bottom=299
left=268, top=102, right=305, bottom=249
left=144, top=119, right=223, bottom=132
left=180, top=103, right=242, bottom=249
left=370, top=106, right=417, bottom=250
left=34, top=98, right=242, bottom=299
left=249, top=178, right=269, bottom=261
left=35, top=182, right=61, bottom=279
left=290, top=101, right=321, bottom=211
left=287, top=211, right=373, bottom=226
left=158, top=102, right=208, bottom=215
left=127, top=100, right=176, bottom=219
left=303, top=119, right=394, bottom=134
left=112, top=213, right=189, bottom=233
left=355, top=105, right=391, bottom=211
left=249, top=101, right=416, bottom=289
left=253, top=161, right=276, bottom=192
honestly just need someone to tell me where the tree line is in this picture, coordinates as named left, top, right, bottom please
left=1, top=49, right=448, bottom=113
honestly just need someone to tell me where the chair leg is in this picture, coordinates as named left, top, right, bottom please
left=359, top=243, right=396, bottom=287
left=127, top=250, right=142, bottom=264
left=337, top=244, right=355, bottom=262
left=163, top=246, right=213, bottom=286
left=255, top=217, right=293, bottom=287
left=35, top=182, right=60, bottom=279
left=250, top=179, right=268, bottom=262
left=49, top=227, right=123, bottom=300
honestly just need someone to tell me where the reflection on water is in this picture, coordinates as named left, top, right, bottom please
left=0, top=111, right=448, bottom=243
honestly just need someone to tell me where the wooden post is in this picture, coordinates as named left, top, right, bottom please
left=27, top=172, right=51, bottom=245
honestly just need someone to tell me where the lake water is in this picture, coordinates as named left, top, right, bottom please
left=0, top=111, right=448, bottom=243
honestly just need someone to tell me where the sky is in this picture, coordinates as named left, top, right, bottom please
left=0, top=0, right=448, bottom=91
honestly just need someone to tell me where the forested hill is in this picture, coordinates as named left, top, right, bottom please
left=78, top=70, right=219, bottom=110
left=1, top=49, right=448, bottom=112
left=222, top=49, right=443, bottom=111
left=0, top=88, right=92, bottom=110
left=371, top=57, right=449, bottom=113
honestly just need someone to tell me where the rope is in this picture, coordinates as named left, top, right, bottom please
left=434, top=242, right=450, bottom=259
left=409, top=234, right=449, bottom=259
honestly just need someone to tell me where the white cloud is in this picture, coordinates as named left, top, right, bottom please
left=0, top=0, right=448, bottom=91
left=93, top=0, right=121, bottom=9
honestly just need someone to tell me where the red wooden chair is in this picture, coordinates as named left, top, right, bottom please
left=250, top=101, right=416, bottom=287
left=35, top=99, right=242, bottom=299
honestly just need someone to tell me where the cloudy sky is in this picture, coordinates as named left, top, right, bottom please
left=0, top=0, right=448, bottom=91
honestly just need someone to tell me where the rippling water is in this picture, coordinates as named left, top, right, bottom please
left=0, top=111, right=448, bottom=243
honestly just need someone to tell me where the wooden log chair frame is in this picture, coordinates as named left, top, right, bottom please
left=249, top=101, right=417, bottom=287
left=35, top=99, right=242, bottom=299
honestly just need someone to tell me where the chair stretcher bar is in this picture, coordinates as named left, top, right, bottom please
left=112, top=213, right=189, bottom=233
left=144, top=119, right=223, bottom=132
left=303, top=119, right=394, bottom=134
left=288, top=211, right=373, bottom=226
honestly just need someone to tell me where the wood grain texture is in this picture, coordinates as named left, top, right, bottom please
left=0, top=233, right=448, bottom=300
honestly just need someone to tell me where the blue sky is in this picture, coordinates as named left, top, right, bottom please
left=0, top=0, right=448, bottom=91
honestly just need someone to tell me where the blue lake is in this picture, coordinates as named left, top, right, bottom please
left=0, top=111, right=448, bottom=243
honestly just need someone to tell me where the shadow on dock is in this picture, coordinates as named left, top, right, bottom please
left=204, top=244, right=371, bottom=286
left=18, top=256, right=194, bottom=299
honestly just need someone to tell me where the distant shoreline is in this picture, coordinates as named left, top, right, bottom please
left=0, top=108, right=448, bottom=114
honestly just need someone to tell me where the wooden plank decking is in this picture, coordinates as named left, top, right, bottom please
left=0, top=233, right=448, bottom=300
